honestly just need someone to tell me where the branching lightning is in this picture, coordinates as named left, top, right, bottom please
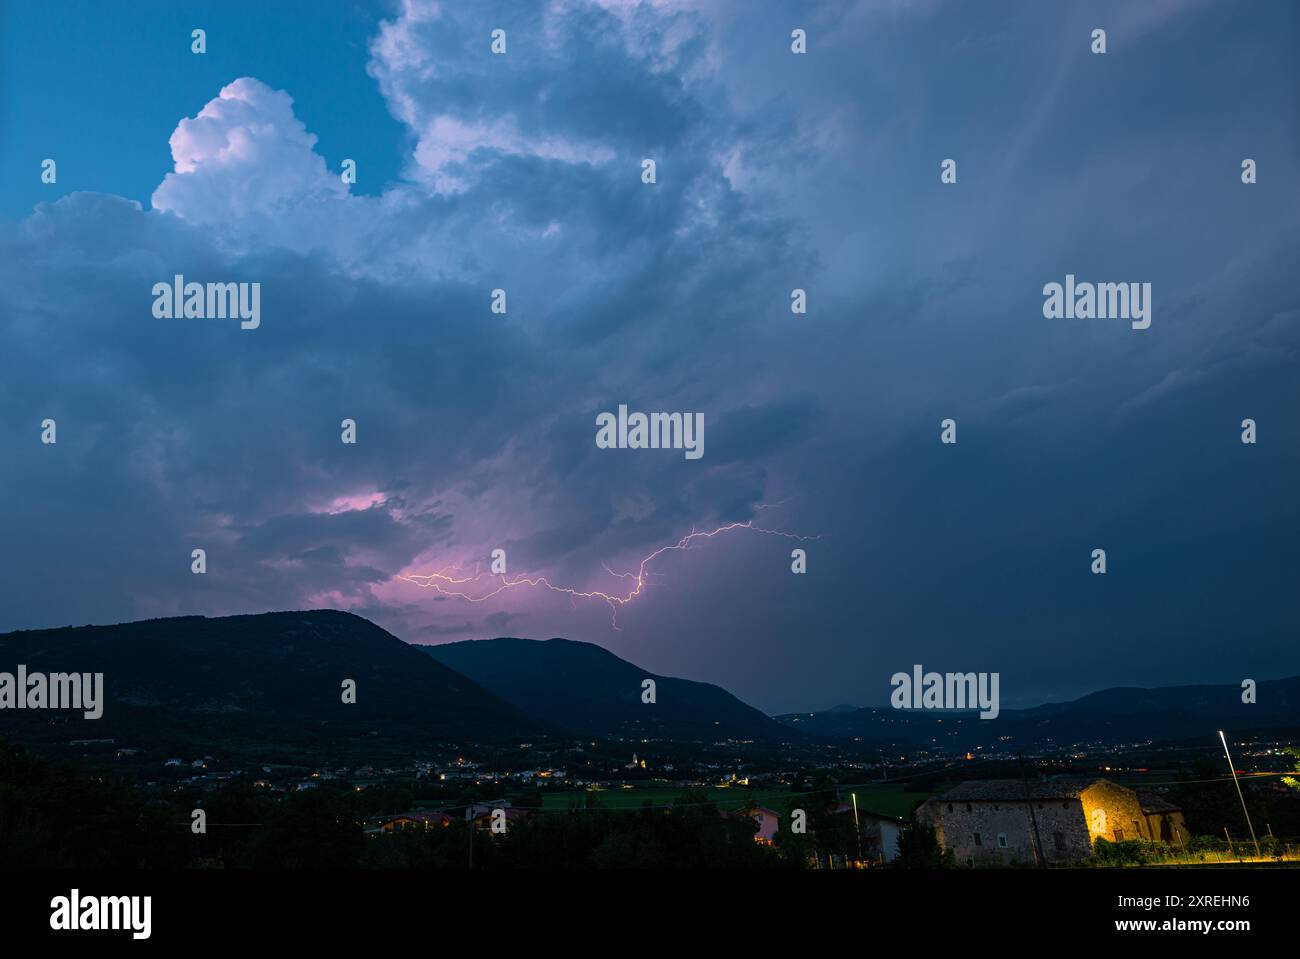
left=397, top=519, right=819, bottom=628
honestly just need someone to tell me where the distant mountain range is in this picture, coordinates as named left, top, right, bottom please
left=422, top=637, right=792, bottom=743
left=0, top=611, right=546, bottom=762
left=2, top=611, right=1295, bottom=764
left=777, top=677, right=1300, bottom=749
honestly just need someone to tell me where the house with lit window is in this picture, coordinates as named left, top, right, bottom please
left=379, top=812, right=454, bottom=832
left=731, top=805, right=782, bottom=843
left=915, top=778, right=1186, bottom=866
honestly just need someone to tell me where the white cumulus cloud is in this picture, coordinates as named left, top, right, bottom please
left=152, top=77, right=348, bottom=226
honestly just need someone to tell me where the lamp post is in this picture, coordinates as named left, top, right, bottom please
left=1218, top=730, right=1261, bottom=859
left=851, top=792, right=864, bottom=865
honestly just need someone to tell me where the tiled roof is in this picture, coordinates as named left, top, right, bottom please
left=1136, top=791, right=1182, bottom=813
left=935, top=778, right=1112, bottom=802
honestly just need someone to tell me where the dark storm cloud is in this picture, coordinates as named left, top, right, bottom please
left=1, top=0, right=1297, bottom=715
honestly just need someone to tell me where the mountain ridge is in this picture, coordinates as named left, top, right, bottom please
left=776, top=675, right=1300, bottom=748
left=0, top=610, right=550, bottom=761
left=5, top=610, right=1295, bottom=757
left=421, top=636, right=794, bottom=743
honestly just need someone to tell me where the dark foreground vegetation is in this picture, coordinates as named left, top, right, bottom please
left=3, top=740, right=947, bottom=869
left=8, top=738, right=1296, bottom=870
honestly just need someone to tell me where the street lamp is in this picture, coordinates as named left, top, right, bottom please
left=1218, top=730, right=1261, bottom=859
left=851, top=792, right=863, bottom=865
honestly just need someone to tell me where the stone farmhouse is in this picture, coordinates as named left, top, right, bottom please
left=915, top=778, right=1188, bottom=865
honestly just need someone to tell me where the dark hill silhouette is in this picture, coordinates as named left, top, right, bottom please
left=0, top=611, right=547, bottom=762
left=423, top=637, right=793, bottom=743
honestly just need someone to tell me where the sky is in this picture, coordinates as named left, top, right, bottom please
left=1, top=0, right=1297, bottom=715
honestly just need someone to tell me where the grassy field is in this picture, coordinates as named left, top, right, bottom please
left=529, top=782, right=926, bottom=818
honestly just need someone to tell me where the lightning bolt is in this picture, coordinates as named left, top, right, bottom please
left=398, top=519, right=819, bottom=628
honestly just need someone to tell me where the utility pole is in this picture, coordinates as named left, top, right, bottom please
left=1218, top=731, right=1261, bottom=859
left=1019, top=753, right=1044, bottom=867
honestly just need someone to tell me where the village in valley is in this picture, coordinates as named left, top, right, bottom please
left=43, top=721, right=1298, bottom=870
